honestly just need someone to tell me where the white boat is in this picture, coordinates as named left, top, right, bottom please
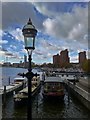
left=14, top=77, right=27, bottom=85
left=0, top=77, right=27, bottom=97
left=13, top=76, right=41, bottom=104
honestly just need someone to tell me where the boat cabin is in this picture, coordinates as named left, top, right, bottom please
left=43, top=77, right=65, bottom=99
left=14, top=77, right=27, bottom=84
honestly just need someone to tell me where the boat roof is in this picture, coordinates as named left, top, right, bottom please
left=14, top=77, right=26, bottom=80
left=44, top=77, right=64, bottom=83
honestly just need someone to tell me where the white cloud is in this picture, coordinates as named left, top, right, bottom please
left=2, top=2, right=88, bottom=46
left=47, top=53, right=53, bottom=57
left=0, top=29, right=6, bottom=38
left=10, top=45, right=16, bottom=49
left=85, top=50, right=90, bottom=59
left=1, top=2, right=89, bottom=63
left=40, top=40, right=61, bottom=51
left=1, top=0, right=89, bottom=2
left=2, top=0, right=31, bottom=2
left=0, top=50, right=5, bottom=55
left=9, top=28, right=24, bottom=42
left=43, top=5, right=88, bottom=45
left=2, top=2, right=43, bottom=30
left=0, top=30, right=3, bottom=37
left=32, top=3, right=88, bottom=50
left=34, top=49, right=43, bottom=55
left=70, top=55, right=78, bottom=63
left=21, top=48, right=27, bottom=54
left=0, top=47, right=22, bottom=60
left=0, top=40, right=8, bottom=44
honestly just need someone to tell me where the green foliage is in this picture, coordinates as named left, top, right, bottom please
left=82, top=59, right=90, bottom=73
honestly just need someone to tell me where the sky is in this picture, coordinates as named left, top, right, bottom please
left=0, top=1, right=89, bottom=64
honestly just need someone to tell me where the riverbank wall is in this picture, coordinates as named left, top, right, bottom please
left=64, top=79, right=90, bottom=110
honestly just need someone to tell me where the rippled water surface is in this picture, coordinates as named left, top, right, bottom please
left=1, top=67, right=90, bottom=119
left=32, top=86, right=90, bottom=119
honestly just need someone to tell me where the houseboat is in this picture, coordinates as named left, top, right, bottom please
left=13, top=76, right=41, bottom=104
left=0, top=77, right=27, bottom=97
left=42, top=77, right=65, bottom=99
left=14, top=77, right=27, bottom=84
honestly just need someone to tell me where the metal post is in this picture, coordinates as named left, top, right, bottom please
left=73, top=75, right=76, bottom=85
left=18, top=54, right=38, bottom=120
left=3, top=86, right=6, bottom=104
left=8, top=77, right=10, bottom=85
left=36, top=94, right=38, bottom=114
left=68, top=81, right=70, bottom=104
left=28, top=54, right=32, bottom=120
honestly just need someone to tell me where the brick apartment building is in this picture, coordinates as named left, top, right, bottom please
left=79, top=51, right=87, bottom=64
left=53, top=54, right=60, bottom=67
left=60, top=49, right=69, bottom=65
left=53, top=49, right=70, bottom=67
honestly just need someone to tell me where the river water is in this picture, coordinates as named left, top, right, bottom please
left=1, top=67, right=90, bottom=119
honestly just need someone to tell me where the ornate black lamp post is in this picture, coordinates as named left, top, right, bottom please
left=19, top=18, right=37, bottom=120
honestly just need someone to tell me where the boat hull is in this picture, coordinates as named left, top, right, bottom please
left=32, top=84, right=41, bottom=97
left=42, top=77, right=65, bottom=100
left=14, top=84, right=41, bottom=105
left=42, top=92, right=64, bottom=100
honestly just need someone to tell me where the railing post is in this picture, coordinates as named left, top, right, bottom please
left=68, top=81, right=70, bottom=104
left=8, top=77, right=10, bottom=85
left=3, top=86, right=6, bottom=104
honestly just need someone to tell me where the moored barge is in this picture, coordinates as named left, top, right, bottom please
left=13, top=76, right=41, bottom=104
left=42, top=77, right=65, bottom=99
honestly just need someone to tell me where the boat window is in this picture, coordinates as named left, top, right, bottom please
left=44, top=82, right=63, bottom=87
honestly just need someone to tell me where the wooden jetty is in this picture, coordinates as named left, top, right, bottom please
left=0, top=77, right=27, bottom=97
left=13, top=76, right=41, bottom=104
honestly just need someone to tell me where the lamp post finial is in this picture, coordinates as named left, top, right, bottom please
left=27, top=18, right=32, bottom=25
